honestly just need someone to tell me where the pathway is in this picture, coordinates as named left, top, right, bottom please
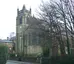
left=6, top=60, right=38, bottom=64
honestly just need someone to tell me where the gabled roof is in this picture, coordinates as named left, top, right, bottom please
left=26, top=16, right=42, bottom=26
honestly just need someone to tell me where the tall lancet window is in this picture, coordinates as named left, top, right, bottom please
left=19, top=16, right=22, bottom=24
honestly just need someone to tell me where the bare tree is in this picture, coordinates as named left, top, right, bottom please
left=38, top=0, right=74, bottom=56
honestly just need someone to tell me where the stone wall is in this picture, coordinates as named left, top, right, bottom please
left=27, top=45, right=42, bottom=55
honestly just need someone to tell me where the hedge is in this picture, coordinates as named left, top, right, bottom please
left=0, top=45, right=8, bottom=64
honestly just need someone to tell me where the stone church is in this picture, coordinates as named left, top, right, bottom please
left=16, top=5, right=45, bottom=56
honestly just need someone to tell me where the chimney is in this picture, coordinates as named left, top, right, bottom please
left=7, top=37, right=9, bottom=40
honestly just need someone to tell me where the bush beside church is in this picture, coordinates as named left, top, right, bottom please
left=0, top=45, right=8, bottom=64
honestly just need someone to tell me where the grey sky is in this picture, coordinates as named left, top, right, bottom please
left=0, top=0, right=48, bottom=39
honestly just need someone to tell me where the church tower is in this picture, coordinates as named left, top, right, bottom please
left=16, top=5, right=43, bottom=56
left=16, top=5, right=31, bottom=54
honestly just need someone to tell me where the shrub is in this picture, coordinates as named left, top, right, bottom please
left=9, top=53, right=15, bottom=57
left=42, top=47, right=49, bottom=57
left=0, top=45, right=8, bottom=64
left=50, top=55, right=74, bottom=64
left=40, top=47, right=50, bottom=64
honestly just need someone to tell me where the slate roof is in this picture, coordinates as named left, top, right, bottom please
left=0, top=40, right=12, bottom=43
left=27, top=16, right=42, bottom=25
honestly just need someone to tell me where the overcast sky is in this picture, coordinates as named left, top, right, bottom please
left=0, top=0, right=49, bottom=39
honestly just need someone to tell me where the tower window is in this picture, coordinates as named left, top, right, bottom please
left=19, top=17, right=22, bottom=24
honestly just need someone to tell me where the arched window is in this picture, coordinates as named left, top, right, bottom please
left=32, top=33, right=40, bottom=45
